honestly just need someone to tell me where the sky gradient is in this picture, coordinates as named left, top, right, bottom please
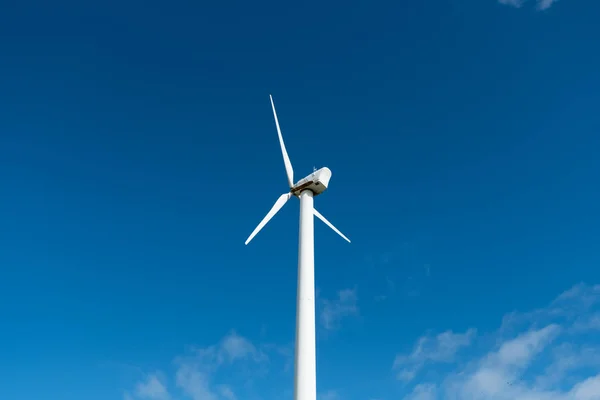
left=1, top=0, right=600, bottom=399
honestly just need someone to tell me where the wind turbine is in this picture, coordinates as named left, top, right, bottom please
left=245, top=95, right=351, bottom=400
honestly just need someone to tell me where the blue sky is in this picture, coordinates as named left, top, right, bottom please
left=1, top=0, right=599, bottom=399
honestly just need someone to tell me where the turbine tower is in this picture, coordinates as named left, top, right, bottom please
left=245, top=95, right=351, bottom=400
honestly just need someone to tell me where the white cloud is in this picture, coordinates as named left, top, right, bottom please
left=175, top=363, right=217, bottom=400
left=219, top=331, right=266, bottom=363
left=537, top=0, right=558, bottom=10
left=126, top=332, right=270, bottom=400
left=173, top=332, right=269, bottom=399
left=121, top=283, right=600, bottom=400
left=573, top=313, right=600, bottom=332
left=535, top=343, right=600, bottom=389
left=406, top=383, right=437, bottom=400
left=403, top=283, right=600, bottom=400
left=135, top=374, right=170, bottom=400
left=499, top=0, right=525, bottom=7
left=498, top=0, right=560, bottom=10
left=452, top=325, right=561, bottom=398
left=320, top=288, right=359, bottom=330
left=495, top=324, right=560, bottom=368
left=217, top=385, right=237, bottom=400
left=393, top=328, right=476, bottom=382
left=571, top=375, right=600, bottom=399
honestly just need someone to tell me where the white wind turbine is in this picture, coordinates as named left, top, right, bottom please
left=245, top=95, right=351, bottom=400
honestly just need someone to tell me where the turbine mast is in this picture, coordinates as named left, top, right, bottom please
left=295, top=189, right=316, bottom=400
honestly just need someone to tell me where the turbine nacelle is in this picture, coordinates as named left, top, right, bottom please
left=291, top=167, right=332, bottom=197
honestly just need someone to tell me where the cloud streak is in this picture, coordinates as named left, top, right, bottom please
left=125, top=331, right=272, bottom=400
left=498, top=0, right=560, bottom=10
left=403, top=283, right=600, bottom=399
left=320, top=288, right=359, bottom=330
left=135, top=374, right=170, bottom=400
left=405, top=383, right=437, bottom=400
left=393, top=329, right=476, bottom=382
left=537, top=0, right=558, bottom=9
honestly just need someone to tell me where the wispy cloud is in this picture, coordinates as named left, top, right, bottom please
left=498, top=0, right=560, bottom=10
left=219, top=331, right=267, bottom=364
left=175, top=362, right=218, bottom=400
left=135, top=374, right=170, bottom=400
left=498, top=0, right=525, bottom=8
left=173, top=331, right=270, bottom=399
left=405, top=383, right=437, bottom=400
left=535, top=343, right=600, bottom=389
left=217, top=385, right=237, bottom=400
left=403, top=283, right=600, bottom=399
left=537, top=0, right=558, bottom=9
left=120, top=282, right=599, bottom=400
left=452, top=324, right=561, bottom=398
left=393, top=328, right=476, bottom=382
left=124, top=373, right=171, bottom=400
left=320, top=288, right=359, bottom=330
left=125, top=331, right=272, bottom=400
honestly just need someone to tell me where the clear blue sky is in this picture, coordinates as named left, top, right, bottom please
left=1, top=1, right=599, bottom=399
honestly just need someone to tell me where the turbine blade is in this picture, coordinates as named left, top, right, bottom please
left=270, top=94, right=295, bottom=188
left=245, top=193, right=292, bottom=245
left=313, top=209, right=351, bottom=243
